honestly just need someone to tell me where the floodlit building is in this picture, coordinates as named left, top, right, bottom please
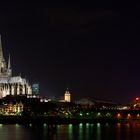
left=0, top=102, right=24, bottom=115
left=64, top=89, right=71, bottom=102
left=0, top=36, right=32, bottom=98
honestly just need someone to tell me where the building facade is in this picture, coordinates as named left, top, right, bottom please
left=0, top=101, right=24, bottom=115
left=0, top=36, right=32, bottom=98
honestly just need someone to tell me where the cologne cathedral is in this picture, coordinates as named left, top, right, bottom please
left=0, top=36, right=32, bottom=98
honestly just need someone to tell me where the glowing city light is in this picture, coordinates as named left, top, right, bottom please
left=127, top=113, right=131, bottom=119
left=117, top=113, right=121, bottom=118
left=97, top=112, right=101, bottom=117
left=80, top=113, right=83, bottom=116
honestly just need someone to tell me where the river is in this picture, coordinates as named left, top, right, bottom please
left=0, top=121, right=140, bottom=140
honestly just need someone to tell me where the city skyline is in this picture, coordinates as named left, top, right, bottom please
left=0, top=4, right=140, bottom=103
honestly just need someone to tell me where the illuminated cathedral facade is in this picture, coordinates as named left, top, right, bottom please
left=0, top=36, right=32, bottom=98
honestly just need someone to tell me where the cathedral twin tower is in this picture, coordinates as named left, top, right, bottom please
left=0, top=36, right=32, bottom=98
left=0, top=37, right=12, bottom=78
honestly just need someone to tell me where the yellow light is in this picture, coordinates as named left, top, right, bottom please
left=117, top=123, right=121, bottom=127
left=127, top=114, right=131, bottom=117
left=117, top=113, right=121, bottom=118
left=127, top=113, right=131, bottom=119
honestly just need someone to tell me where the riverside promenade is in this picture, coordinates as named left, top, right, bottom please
left=0, top=109, right=140, bottom=124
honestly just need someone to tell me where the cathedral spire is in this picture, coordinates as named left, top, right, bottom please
left=0, top=35, right=4, bottom=61
left=8, top=54, right=11, bottom=69
left=7, top=53, right=12, bottom=77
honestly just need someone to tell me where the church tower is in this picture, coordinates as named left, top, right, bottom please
left=0, top=36, right=32, bottom=98
left=7, top=54, right=12, bottom=77
left=64, top=88, right=71, bottom=102
left=0, top=36, right=12, bottom=78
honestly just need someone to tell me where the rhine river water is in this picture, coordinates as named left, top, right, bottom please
left=0, top=122, right=140, bottom=140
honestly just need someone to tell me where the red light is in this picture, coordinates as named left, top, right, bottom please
left=136, top=97, right=139, bottom=101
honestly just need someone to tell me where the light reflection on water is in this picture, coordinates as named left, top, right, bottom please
left=0, top=122, right=140, bottom=140
left=68, top=124, right=73, bottom=140
left=97, top=123, right=101, bottom=140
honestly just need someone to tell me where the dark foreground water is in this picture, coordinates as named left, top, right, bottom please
left=0, top=122, right=140, bottom=140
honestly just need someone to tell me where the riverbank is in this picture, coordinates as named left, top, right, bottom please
left=0, top=116, right=139, bottom=124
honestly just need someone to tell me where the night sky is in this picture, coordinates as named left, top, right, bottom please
left=0, top=3, right=140, bottom=103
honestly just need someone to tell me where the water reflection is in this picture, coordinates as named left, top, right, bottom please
left=126, top=123, right=131, bottom=140
left=0, top=122, right=139, bottom=140
left=68, top=124, right=73, bottom=140
left=85, top=123, right=90, bottom=140
left=96, top=123, right=101, bottom=140
left=79, top=123, right=83, bottom=140
left=115, top=122, right=120, bottom=140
